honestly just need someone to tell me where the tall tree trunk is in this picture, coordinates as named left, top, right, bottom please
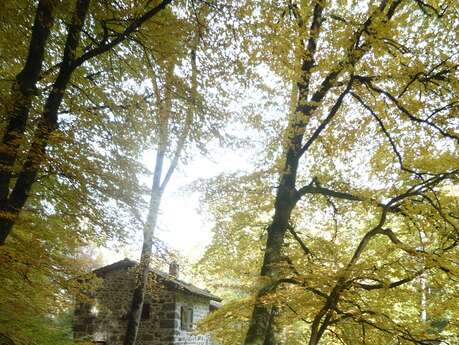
left=244, top=12, right=319, bottom=338
left=123, top=65, right=172, bottom=345
left=0, top=0, right=55, bottom=205
left=243, top=1, right=399, bottom=342
left=123, top=39, right=199, bottom=345
left=263, top=306, right=280, bottom=345
left=123, top=156, right=164, bottom=345
left=0, top=0, right=91, bottom=245
left=244, top=84, right=355, bottom=345
left=243, top=142, right=301, bottom=345
left=244, top=79, right=306, bottom=345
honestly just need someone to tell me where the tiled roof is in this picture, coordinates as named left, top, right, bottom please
left=93, top=259, right=222, bottom=302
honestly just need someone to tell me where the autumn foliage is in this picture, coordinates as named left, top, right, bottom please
left=1, top=1, right=458, bottom=345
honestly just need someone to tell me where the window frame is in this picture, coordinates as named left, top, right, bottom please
left=141, top=302, right=151, bottom=320
left=180, top=306, right=193, bottom=331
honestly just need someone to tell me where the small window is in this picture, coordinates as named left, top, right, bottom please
left=180, top=306, right=193, bottom=331
left=141, top=302, right=151, bottom=320
left=90, top=303, right=100, bottom=316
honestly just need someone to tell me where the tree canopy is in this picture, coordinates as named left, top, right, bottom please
left=1, top=1, right=458, bottom=345
left=196, top=1, right=459, bottom=344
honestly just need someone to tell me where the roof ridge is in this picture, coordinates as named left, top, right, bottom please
left=93, top=259, right=221, bottom=302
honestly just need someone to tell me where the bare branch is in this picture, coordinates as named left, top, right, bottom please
left=296, top=183, right=362, bottom=202
left=414, top=0, right=448, bottom=17
left=160, top=34, right=199, bottom=192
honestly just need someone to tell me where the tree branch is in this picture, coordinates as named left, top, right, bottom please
left=160, top=33, right=200, bottom=192
left=356, top=78, right=459, bottom=143
left=296, top=183, right=362, bottom=202
left=287, top=225, right=312, bottom=256
left=298, top=81, right=352, bottom=157
left=350, top=91, right=423, bottom=176
left=353, top=270, right=424, bottom=290
left=72, top=0, right=173, bottom=69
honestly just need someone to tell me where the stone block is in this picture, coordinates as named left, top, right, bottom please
left=160, top=319, right=177, bottom=329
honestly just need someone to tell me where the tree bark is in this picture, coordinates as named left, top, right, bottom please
left=243, top=142, right=300, bottom=345
left=243, top=1, right=403, bottom=342
left=123, top=180, right=163, bottom=345
left=243, top=2, right=325, bottom=343
left=263, top=306, right=280, bottom=345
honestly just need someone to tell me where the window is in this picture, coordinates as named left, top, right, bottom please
left=141, top=302, right=150, bottom=320
left=180, top=306, right=193, bottom=331
left=90, top=302, right=100, bottom=317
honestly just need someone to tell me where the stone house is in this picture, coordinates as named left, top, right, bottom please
left=74, top=259, right=221, bottom=345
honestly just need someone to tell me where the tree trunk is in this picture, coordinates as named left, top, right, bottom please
left=263, top=306, right=280, bottom=345
left=244, top=5, right=327, bottom=342
left=243, top=0, right=398, bottom=341
left=0, top=0, right=90, bottom=245
left=123, top=36, right=199, bottom=344
left=243, top=151, right=300, bottom=345
left=123, top=63, right=173, bottom=345
left=123, top=182, right=163, bottom=345
left=123, top=122, right=168, bottom=345
left=0, top=0, right=55, bottom=205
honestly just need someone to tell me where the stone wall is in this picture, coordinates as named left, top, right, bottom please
left=74, top=266, right=176, bottom=345
left=74, top=267, right=217, bottom=345
left=173, top=292, right=216, bottom=345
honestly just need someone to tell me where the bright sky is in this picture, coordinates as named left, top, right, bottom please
left=154, top=148, right=252, bottom=261
left=98, top=143, right=253, bottom=268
